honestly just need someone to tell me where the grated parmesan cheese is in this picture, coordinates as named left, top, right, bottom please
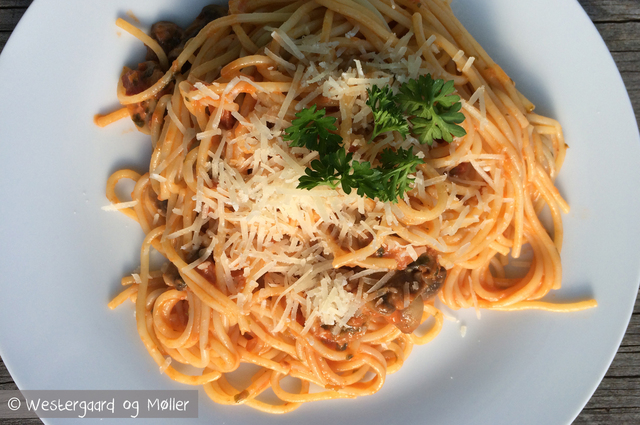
left=271, top=29, right=305, bottom=60
left=264, top=47, right=296, bottom=71
left=194, top=82, right=220, bottom=100
left=461, top=56, right=476, bottom=73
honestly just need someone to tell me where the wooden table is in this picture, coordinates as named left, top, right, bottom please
left=0, top=1, right=638, bottom=424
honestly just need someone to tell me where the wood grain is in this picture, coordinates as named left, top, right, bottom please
left=578, top=0, right=640, bottom=21
left=0, top=0, right=32, bottom=7
left=0, top=1, right=638, bottom=424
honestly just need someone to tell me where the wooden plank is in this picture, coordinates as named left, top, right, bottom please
left=0, top=421, right=42, bottom=425
left=618, top=313, right=640, bottom=353
left=0, top=1, right=32, bottom=8
left=595, top=22, right=640, bottom=52
left=578, top=0, right=640, bottom=21
left=0, top=31, right=9, bottom=51
left=588, top=21, right=640, bottom=124
left=0, top=2, right=29, bottom=52
left=0, top=7, right=27, bottom=31
left=584, top=377, right=640, bottom=408
left=617, top=71, right=640, bottom=124
left=0, top=356, right=18, bottom=390
left=0, top=356, right=40, bottom=424
left=574, top=409, right=640, bottom=425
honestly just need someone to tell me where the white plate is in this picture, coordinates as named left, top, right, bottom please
left=0, top=1, right=638, bottom=424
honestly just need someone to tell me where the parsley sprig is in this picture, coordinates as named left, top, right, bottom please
left=368, top=74, right=466, bottom=145
left=397, top=75, right=466, bottom=144
left=284, top=105, right=423, bottom=203
left=284, top=106, right=342, bottom=156
left=284, top=75, right=466, bottom=202
left=366, top=85, right=409, bottom=140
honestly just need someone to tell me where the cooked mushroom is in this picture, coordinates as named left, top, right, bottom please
left=390, top=294, right=425, bottom=334
left=306, top=252, right=446, bottom=348
left=124, top=5, right=230, bottom=132
left=163, top=263, right=187, bottom=291
left=367, top=251, right=446, bottom=333
left=146, top=21, right=184, bottom=63
left=166, top=5, right=229, bottom=62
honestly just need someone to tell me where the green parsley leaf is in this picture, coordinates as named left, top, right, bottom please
left=285, top=75, right=464, bottom=203
left=397, top=74, right=467, bottom=145
left=377, top=147, right=424, bottom=202
left=343, top=161, right=384, bottom=200
left=297, top=149, right=353, bottom=190
left=285, top=104, right=426, bottom=202
left=366, top=85, right=410, bottom=140
left=283, top=105, right=342, bottom=156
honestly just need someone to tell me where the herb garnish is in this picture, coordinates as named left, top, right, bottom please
left=369, top=74, right=466, bottom=145
left=285, top=75, right=466, bottom=202
left=366, top=85, right=409, bottom=140
left=284, top=105, right=422, bottom=203
left=396, top=74, right=466, bottom=145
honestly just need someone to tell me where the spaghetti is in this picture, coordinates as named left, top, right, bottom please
left=101, top=0, right=596, bottom=413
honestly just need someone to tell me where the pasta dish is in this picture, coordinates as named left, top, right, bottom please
left=98, top=0, right=596, bottom=413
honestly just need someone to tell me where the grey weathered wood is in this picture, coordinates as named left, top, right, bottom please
left=578, top=0, right=640, bottom=21
left=0, top=0, right=32, bottom=7
left=0, top=360, right=40, bottom=424
left=0, top=31, right=9, bottom=49
left=592, top=22, right=640, bottom=124
left=595, top=22, right=640, bottom=52
left=0, top=0, right=33, bottom=6
left=0, top=1, right=638, bottom=425
left=0, top=359, right=17, bottom=391
left=0, top=7, right=27, bottom=31
left=0, top=0, right=30, bottom=53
